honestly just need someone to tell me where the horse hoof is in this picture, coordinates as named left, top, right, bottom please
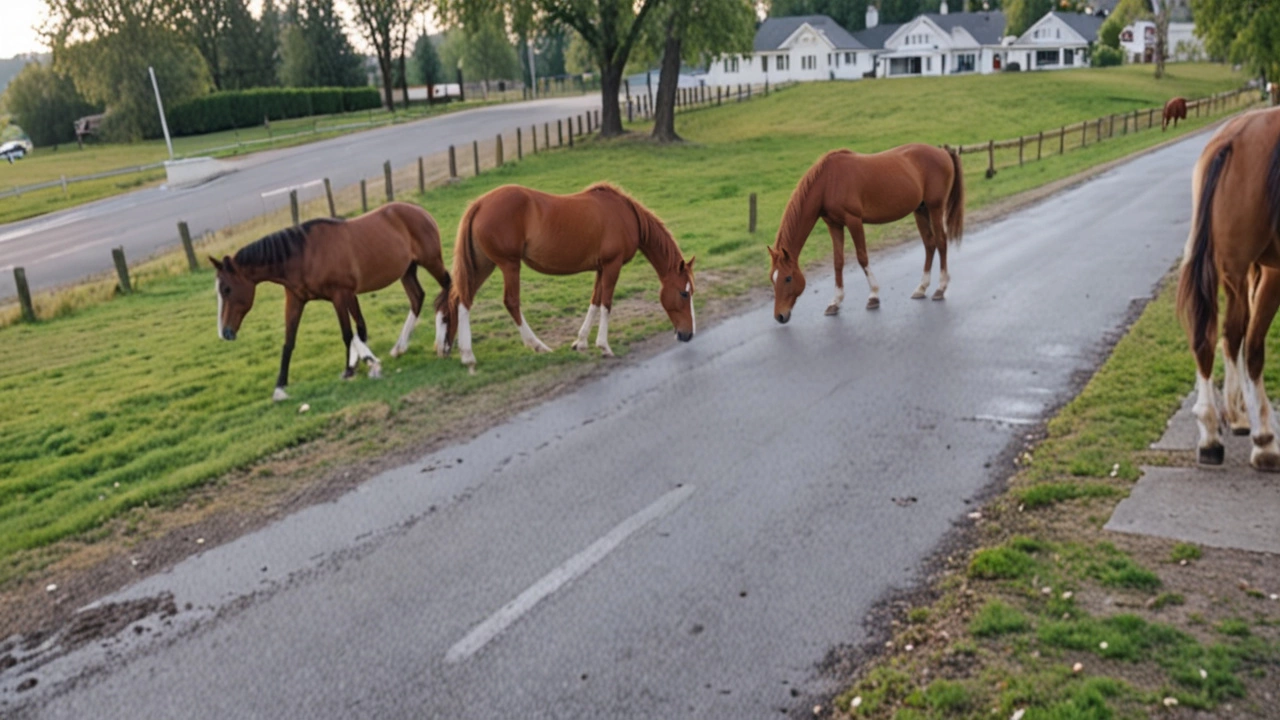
left=571, top=341, right=588, bottom=352
left=866, top=298, right=880, bottom=310
left=272, top=387, right=289, bottom=402
left=389, top=346, right=405, bottom=358
left=467, top=365, right=477, bottom=376
left=599, top=348, right=615, bottom=358
left=1232, top=426, right=1252, bottom=436
left=824, top=304, right=840, bottom=316
left=911, top=290, right=927, bottom=300
left=368, top=364, right=382, bottom=379
left=932, top=290, right=946, bottom=301
left=535, top=344, right=552, bottom=354
left=1198, top=443, right=1225, bottom=466
left=341, top=369, right=356, bottom=381
left=1251, top=449, right=1280, bottom=472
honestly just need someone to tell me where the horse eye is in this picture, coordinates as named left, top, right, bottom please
left=680, top=291, right=689, bottom=299
left=221, top=286, right=231, bottom=297
left=785, top=276, right=793, bottom=283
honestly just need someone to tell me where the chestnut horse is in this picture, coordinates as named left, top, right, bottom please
left=212, top=202, right=451, bottom=400
left=443, top=183, right=696, bottom=369
left=768, top=144, right=964, bottom=323
left=1177, top=106, right=1280, bottom=470
left=1163, top=97, right=1188, bottom=131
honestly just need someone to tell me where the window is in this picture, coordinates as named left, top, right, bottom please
left=955, top=53, right=976, bottom=72
left=725, top=57, right=739, bottom=73
left=926, top=57, right=931, bottom=72
left=801, top=55, right=817, bottom=70
left=888, top=57, right=922, bottom=75
left=1036, top=49, right=1060, bottom=66
left=828, top=53, right=833, bottom=67
left=1064, top=48, right=1074, bottom=65
left=761, top=55, right=768, bottom=72
left=777, top=54, right=790, bottom=71
left=845, top=52, right=855, bottom=64
left=1056, top=28, right=1061, bottom=38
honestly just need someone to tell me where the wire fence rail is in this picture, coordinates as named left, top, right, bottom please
left=2, top=83, right=1257, bottom=326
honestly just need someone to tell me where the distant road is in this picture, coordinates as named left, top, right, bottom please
left=0, top=94, right=600, bottom=299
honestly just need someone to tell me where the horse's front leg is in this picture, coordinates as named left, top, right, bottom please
left=1243, top=266, right=1280, bottom=470
left=911, top=210, right=935, bottom=300
left=333, top=294, right=357, bottom=380
left=391, top=265, right=424, bottom=358
left=346, top=295, right=382, bottom=378
left=847, top=217, right=879, bottom=310
left=823, top=219, right=845, bottom=316
left=500, top=263, right=551, bottom=353
left=572, top=270, right=603, bottom=352
left=595, top=263, right=623, bottom=358
left=274, top=292, right=305, bottom=402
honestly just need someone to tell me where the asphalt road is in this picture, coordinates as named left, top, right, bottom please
left=0, top=94, right=600, bottom=299
left=2, top=132, right=1203, bottom=719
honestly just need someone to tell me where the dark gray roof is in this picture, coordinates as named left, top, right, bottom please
left=754, top=15, right=866, bottom=51
left=920, top=11, right=1007, bottom=46
left=1051, top=12, right=1105, bottom=42
left=851, top=22, right=903, bottom=50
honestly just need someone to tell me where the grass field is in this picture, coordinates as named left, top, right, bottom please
left=0, top=63, right=1252, bottom=582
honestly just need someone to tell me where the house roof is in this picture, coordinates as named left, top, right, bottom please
left=1050, top=11, right=1105, bottom=42
left=851, top=22, right=904, bottom=50
left=919, top=11, right=1007, bottom=46
left=754, top=15, right=866, bottom=52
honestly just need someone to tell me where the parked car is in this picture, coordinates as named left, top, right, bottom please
left=0, top=140, right=30, bottom=162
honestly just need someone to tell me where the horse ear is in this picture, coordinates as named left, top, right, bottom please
left=223, top=255, right=235, bottom=272
left=686, top=255, right=696, bottom=271
left=766, top=245, right=778, bottom=261
left=779, top=247, right=792, bottom=261
left=208, top=256, right=222, bottom=271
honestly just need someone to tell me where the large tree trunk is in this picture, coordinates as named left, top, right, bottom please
left=399, top=54, right=410, bottom=109
left=651, top=23, right=682, bottom=143
left=599, top=61, right=625, bottom=136
left=1154, top=1, right=1169, bottom=79
left=379, top=52, right=395, bottom=110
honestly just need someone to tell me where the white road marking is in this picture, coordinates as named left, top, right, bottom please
left=445, top=484, right=695, bottom=664
left=972, top=415, right=1038, bottom=426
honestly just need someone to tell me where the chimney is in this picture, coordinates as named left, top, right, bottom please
left=866, top=4, right=879, bottom=28
left=940, top=0, right=949, bottom=13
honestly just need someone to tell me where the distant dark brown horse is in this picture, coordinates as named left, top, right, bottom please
left=212, top=202, right=450, bottom=400
left=1163, top=97, right=1188, bottom=131
left=1177, top=106, right=1280, bottom=470
left=768, top=144, right=964, bottom=323
left=443, top=183, right=696, bottom=370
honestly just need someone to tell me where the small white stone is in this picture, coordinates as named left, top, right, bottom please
left=196, top=538, right=205, bottom=545
left=113, top=482, right=120, bottom=488
left=1099, top=641, right=1108, bottom=650
left=1041, top=586, right=1052, bottom=595
left=130, top=558, right=139, bottom=567
left=1163, top=697, right=1178, bottom=707
left=45, top=583, right=57, bottom=593
left=904, top=644, right=914, bottom=651
left=1072, top=662, right=1083, bottom=673
left=1061, top=591, right=1073, bottom=600
left=813, top=705, right=822, bottom=716
left=1270, top=593, right=1278, bottom=601
left=1011, top=709, right=1026, bottom=720
left=1199, top=668, right=1207, bottom=679
left=851, top=696, right=863, bottom=709
left=968, top=511, right=983, bottom=520
left=1179, top=559, right=1188, bottom=566
left=298, top=403, right=311, bottom=414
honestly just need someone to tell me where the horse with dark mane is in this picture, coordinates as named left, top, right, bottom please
left=1177, top=106, right=1280, bottom=470
left=1163, top=97, right=1188, bottom=131
left=442, top=183, right=696, bottom=370
left=767, top=144, right=964, bottom=323
left=212, top=202, right=451, bottom=400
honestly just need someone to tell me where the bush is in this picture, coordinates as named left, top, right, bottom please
left=2, top=62, right=99, bottom=146
left=1092, top=46, right=1124, bottom=68
left=167, top=86, right=380, bottom=136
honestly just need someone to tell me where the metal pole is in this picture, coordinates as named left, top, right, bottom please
left=149, top=66, right=174, bottom=160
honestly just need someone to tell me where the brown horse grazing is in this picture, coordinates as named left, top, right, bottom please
left=1163, top=97, right=1188, bottom=131
left=1177, top=106, right=1280, bottom=470
left=212, top=202, right=451, bottom=401
left=767, top=144, right=964, bottom=323
left=442, top=183, right=696, bottom=370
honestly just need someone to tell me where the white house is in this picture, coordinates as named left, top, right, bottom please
left=1006, top=12, right=1103, bottom=71
left=704, top=14, right=875, bottom=86
left=860, top=6, right=1008, bottom=77
left=1119, top=19, right=1202, bottom=63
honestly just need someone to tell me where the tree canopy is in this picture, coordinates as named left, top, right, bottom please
left=278, top=0, right=366, bottom=88
left=1192, top=0, right=1280, bottom=81
left=1, top=61, right=99, bottom=146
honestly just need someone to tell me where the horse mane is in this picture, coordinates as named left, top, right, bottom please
left=588, top=183, right=683, bottom=274
left=775, top=150, right=848, bottom=253
left=234, top=218, right=341, bottom=270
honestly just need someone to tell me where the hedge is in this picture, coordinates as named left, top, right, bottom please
left=167, top=87, right=382, bottom=136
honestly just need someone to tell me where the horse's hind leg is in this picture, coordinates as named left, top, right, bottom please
left=391, top=263, right=425, bottom=358
left=572, top=270, right=603, bottom=352
left=911, top=210, right=935, bottom=299
left=1221, top=336, right=1251, bottom=435
left=847, top=217, right=879, bottom=309
left=927, top=204, right=949, bottom=300
left=1243, top=266, right=1280, bottom=470
left=499, top=263, right=551, bottom=353
left=823, top=219, right=846, bottom=315
left=346, top=295, right=383, bottom=378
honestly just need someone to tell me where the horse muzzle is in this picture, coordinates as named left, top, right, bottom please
left=222, top=327, right=237, bottom=341
left=775, top=312, right=790, bottom=324
left=676, top=330, right=693, bottom=343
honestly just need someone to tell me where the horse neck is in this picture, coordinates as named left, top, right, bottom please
left=235, top=262, right=287, bottom=287
left=635, top=209, right=681, bottom=278
left=775, top=166, right=826, bottom=258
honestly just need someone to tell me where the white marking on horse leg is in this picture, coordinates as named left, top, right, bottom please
left=1193, top=371, right=1223, bottom=459
left=829, top=286, right=845, bottom=311
left=517, top=312, right=552, bottom=353
left=938, top=269, right=950, bottom=294
left=434, top=311, right=448, bottom=357
left=1238, top=346, right=1280, bottom=467
left=272, top=387, right=289, bottom=402
left=1222, top=345, right=1250, bottom=433
left=391, top=311, right=418, bottom=357
left=215, top=279, right=224, bottom=340
left=596, top=307, right=614, bottom=358
left=445, top=485, right=694, bottom=664
left=349, top=336, right=382, bottom=377
left=572, top=304, right=599, bottom=351
left=912, top=270, right=930, bottom=300
left=458, top=304, right=476, bottom=367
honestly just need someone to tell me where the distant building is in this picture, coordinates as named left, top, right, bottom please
left=703, top=14, right=874, bottom=86
left=1005, top=12, right=1104, bottom=71
left=856, top=5, right=1007, bottom=77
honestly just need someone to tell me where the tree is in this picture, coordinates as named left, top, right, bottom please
left=440, top=0, right=668, bottom=136
left=411, top=33, right=444, bottom=101
left=351, top=0, right=424, bottom=109
left=1153, top=0, right=1169, bottom=77
left=1192, top=0, right=1280, bottom=84
left=1, top=61, right=98, bottom=146
left=180, top=0, right=232, bottom=90
left=278, top=0, right=366, bottom=87
left=769, top=0, right=873, bottom=32
left=649, top=0, right=754, bottom=142
left=1003, top=0, right=1052, bottom=37
left=220, top=0, right=279, bottom=89
left=465, top=16, right=523, bottom=95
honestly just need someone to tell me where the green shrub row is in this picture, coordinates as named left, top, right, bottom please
left=167, top=87, right=382, bottom=136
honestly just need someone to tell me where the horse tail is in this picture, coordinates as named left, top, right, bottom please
left=946, top=147, right=965, bottom=245
left=445, top=200, right=483, bottom=342
left=431, top=271, right=452, bottom=315
left=1178, top=142, right=1232, bottom=365
left=1267, top=124, right=1280, bottom=239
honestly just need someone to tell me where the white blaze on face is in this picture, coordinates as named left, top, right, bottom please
left=215, top=278, right=224, bottom=339
left=686, top=282, right=695, bottom=335
left=772, top=270, right=778, bottom=284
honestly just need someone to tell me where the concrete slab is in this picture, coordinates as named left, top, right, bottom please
left=1149, top=392, right=1198, bottom=451
left=1106, top=467, right=1280, bottom=555
left=164, top=157, right=231, bottom=188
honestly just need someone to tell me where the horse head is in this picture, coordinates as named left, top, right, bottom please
left=210, top=255, right=257, bottom=341
left=767, top=246, right=806, bottom=324
left=658, top=256, right=697, bottom=342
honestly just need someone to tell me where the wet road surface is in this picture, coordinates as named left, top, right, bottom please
left=2, top=132, right=1204, bottom=719
left=0, top=94, right=599, bottom=299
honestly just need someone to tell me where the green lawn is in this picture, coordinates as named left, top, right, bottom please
left=0, top=63, right=1251, bottom=576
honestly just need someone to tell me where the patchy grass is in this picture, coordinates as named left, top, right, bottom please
left=0, top=64, right=1252, bottom=585
left=832, top=281, right=1280, bottom=719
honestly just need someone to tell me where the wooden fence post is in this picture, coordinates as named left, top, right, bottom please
left=14, top=267, right=36, bottom=323
left=384, top=161, right=394, bottom=202
left=577, top=115, right=583, bottom=136
left=324, top=178, right=336, bottom=217
left=360, top=179, right=368, bottom=212
left=568, top=117, right=574, bottom=147
left=545, top=122, right=551, bottom=149
left=1060, top=125, right=1065, bottom=154
left=111, top=247, right=132, bottom=295
left=596, top=110, right=600, bottom=128
left=496, top=134, right=504, bottom=166
left=558, top=119, right=563, bottom=146
left=1037, top=130, right=1043, bottom=160
left=178, top=221, right=198, bottom=271
left=1081, top=121, right=1087, bottom=147
left=449, top=145, right=458, bottom=178
left=532, top=125, right=538, bottom=153
left=473, top=140, right=480, bottom=175
left=517, top=128, right=523, bottom=160
left=1123, top=113, right=1129, bottom=135
left=717, top=86, right=722, bottom=106
left=1018, top=135, right=1024, bottom=166
left=1148, top=108, right=1154, bottom=128
left=418, top=157, right=425, bottom=193
left=1108, top=114, right=1115, bottom=138
left=749, top=193, right=758, bottom=233
left=628, top=98, right=634, bottom=123
left=289, top=189, right=300, bottom=226
left=986, top=140, right=996, bottom=179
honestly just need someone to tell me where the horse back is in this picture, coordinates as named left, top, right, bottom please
left=306, top=203, right=432, bottom=294
left=829, top=144, right=953, bottom=223
left=1209, top=109, right=1280, bottom=265
left=474, top=185, right=625, bottom=274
